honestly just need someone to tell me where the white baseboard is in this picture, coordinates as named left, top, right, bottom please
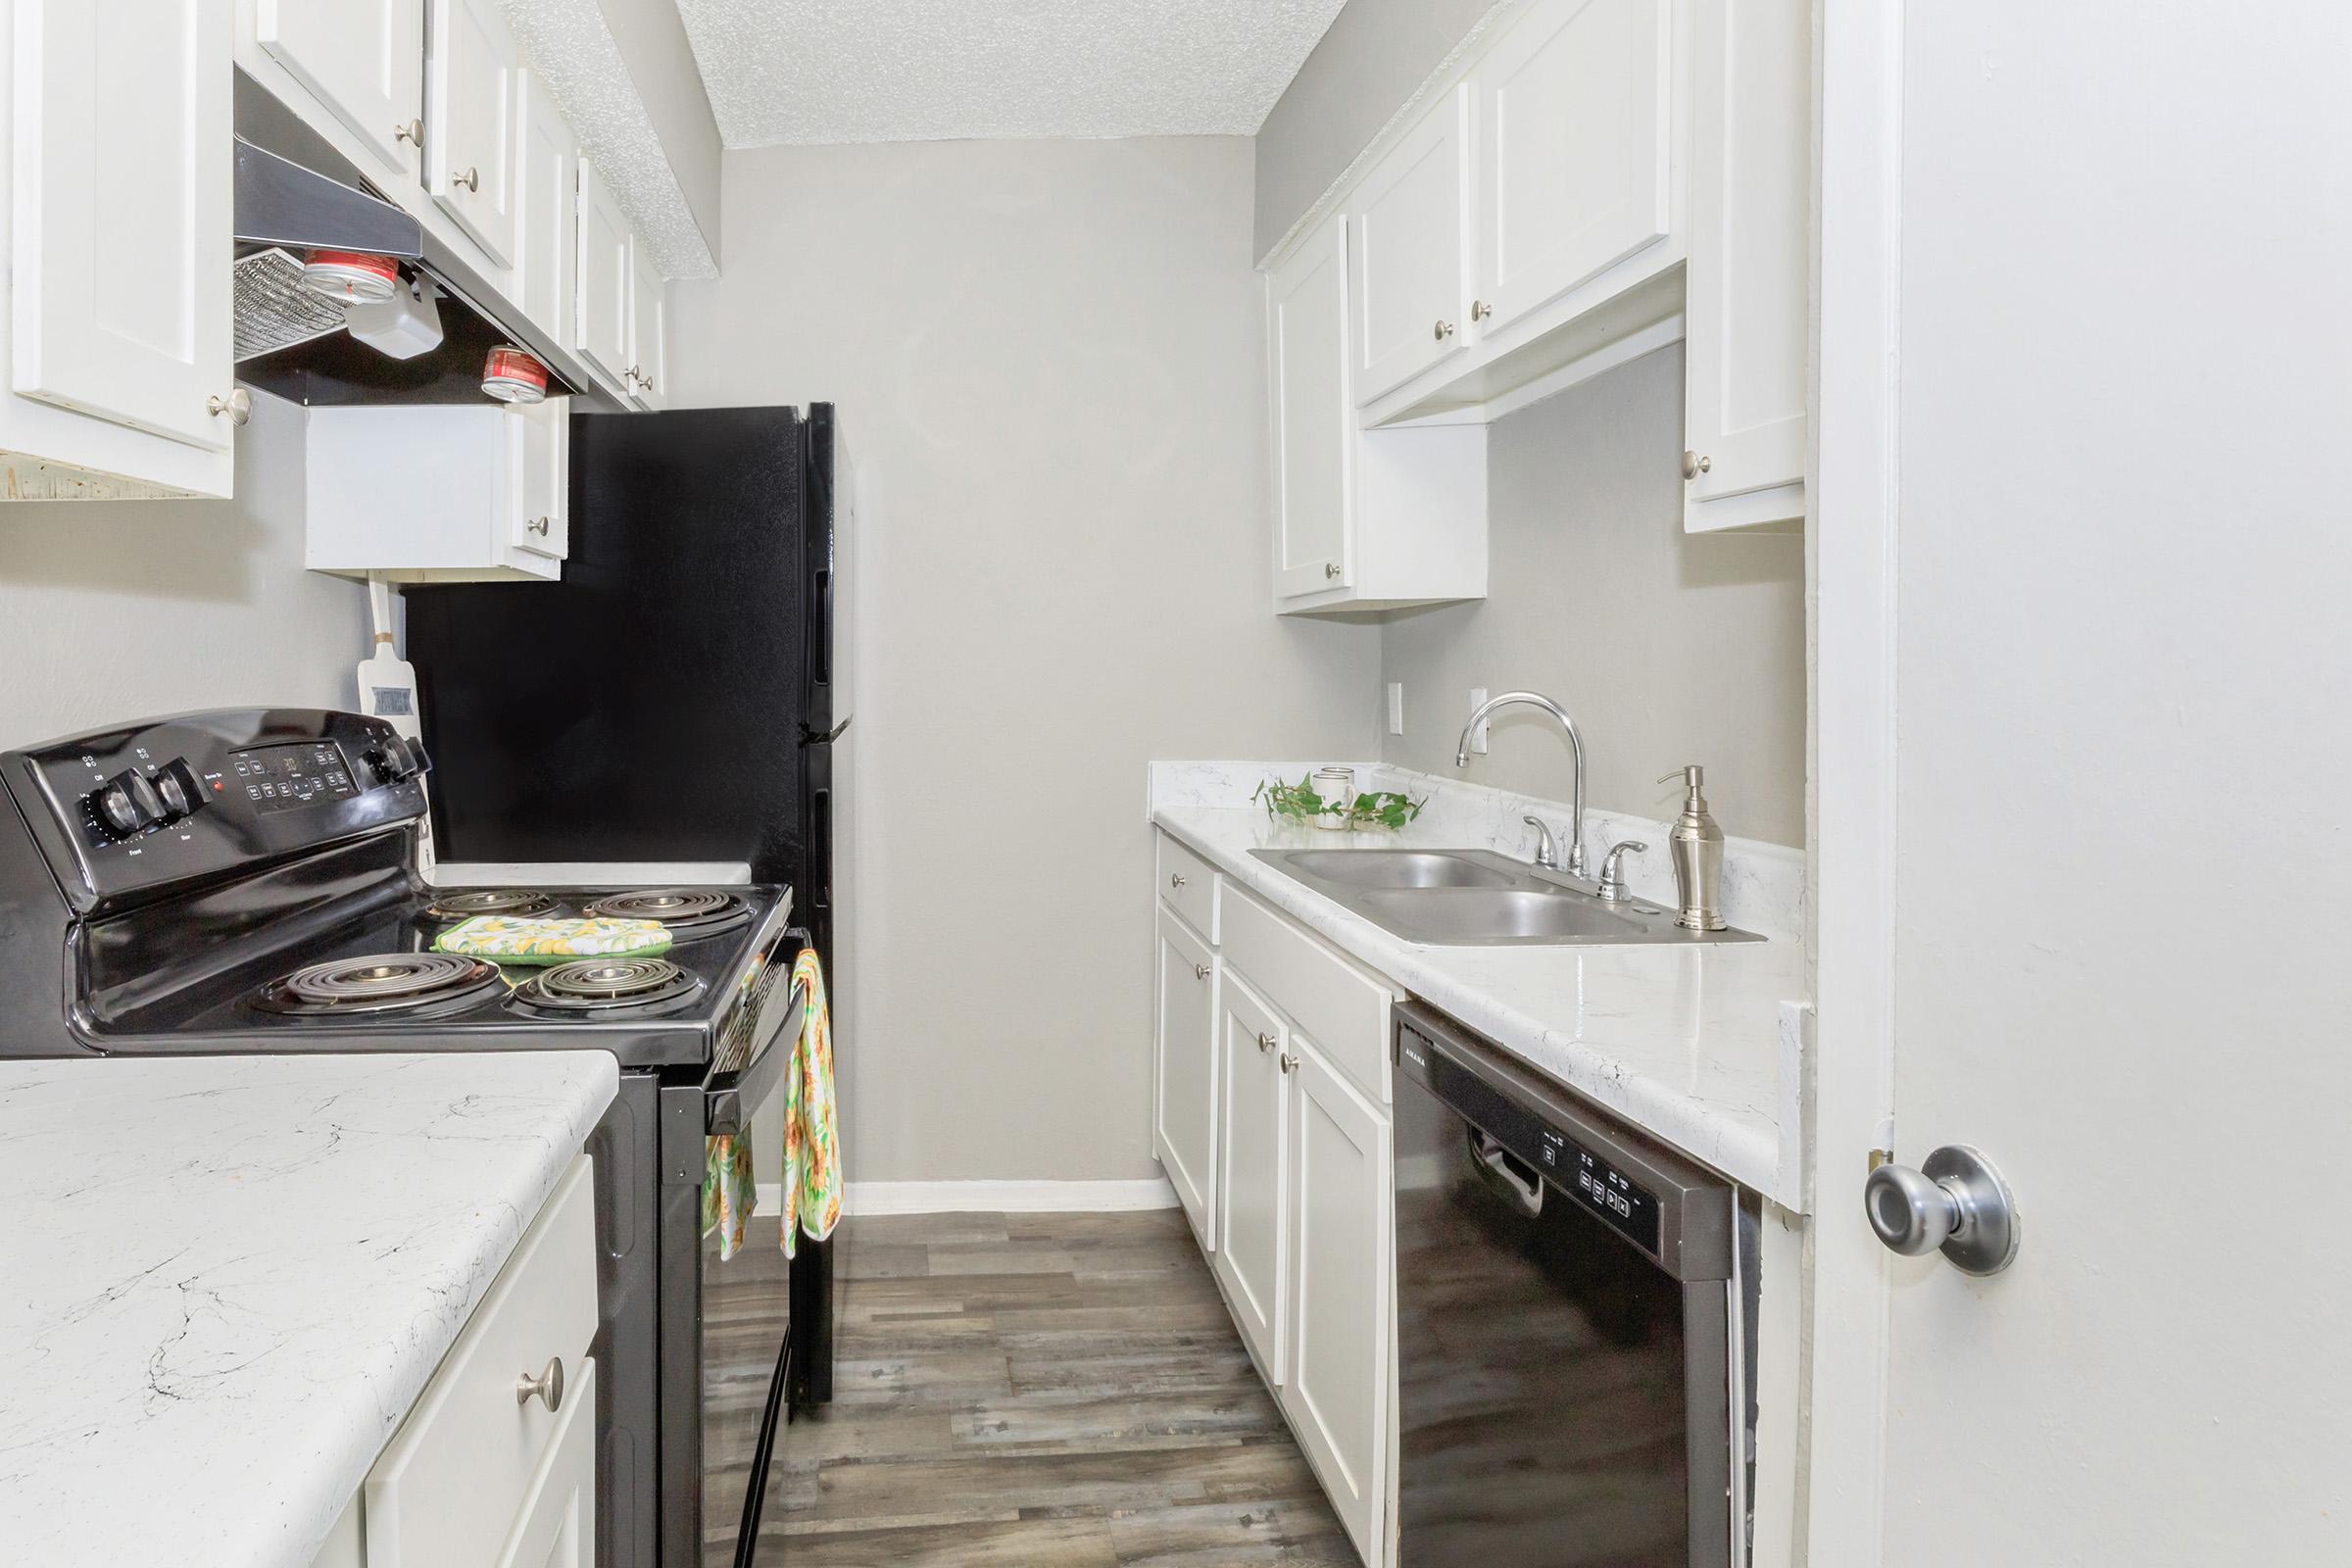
left=757, top=1178, right=1179, bottom=1217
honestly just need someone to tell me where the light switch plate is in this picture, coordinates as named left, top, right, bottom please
left=1387, top=682, right=1404, bottom=736
left=1468, top=688, right=1489, bottom=754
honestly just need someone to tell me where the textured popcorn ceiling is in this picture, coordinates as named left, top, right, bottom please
left=673, top=0, right=1351, bottom=146
left=502, top=0, right=717, bottom=278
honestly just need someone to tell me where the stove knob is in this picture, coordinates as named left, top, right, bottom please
left=148, top=758, right=206, bottom=822
left=91, top=768, right=165, bottom=839
left=366, top=734, right=418, bottom=786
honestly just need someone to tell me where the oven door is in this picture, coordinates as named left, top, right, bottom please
left=1393, top=1004, right=1739, bottom=1567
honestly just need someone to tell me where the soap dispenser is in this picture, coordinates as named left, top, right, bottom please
left=1657, top=764, right=1728, bottom=931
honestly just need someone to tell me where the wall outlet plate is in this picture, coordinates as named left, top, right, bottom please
left=1468, top=688, right=1489, bottom=754
left=1387, top=682, right=1405, bottom=736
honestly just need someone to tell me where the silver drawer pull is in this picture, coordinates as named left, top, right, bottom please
left=452, top=166, right=479, bottom=192
left=1168, top=873, right=1186, bottom=890
left=1256, top=1032, right=1276, bottom=1054
left=1192, top=961, right=1209, bottom=981
left=515, top=1355, right=564, bottom=1411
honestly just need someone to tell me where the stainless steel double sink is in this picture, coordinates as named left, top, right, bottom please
left=1250, top=847, right=1764, bottom=948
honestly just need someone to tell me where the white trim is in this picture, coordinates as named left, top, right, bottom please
left=1802, top=0, right=1902, bottom=1557
left=758, top=1178, right=1182, bottom=1217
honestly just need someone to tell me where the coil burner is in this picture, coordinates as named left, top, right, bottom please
left=257, top=954, right=505, bottom=1017
left=580, top=889, right=750, bottom=940
left=511, top=957, right=706, bottom=1017
left=422, top=888, right=564, bottom=922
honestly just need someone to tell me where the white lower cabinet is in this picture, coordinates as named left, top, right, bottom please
left=1153, top=904, right=1218, bottom=1250
left=1152, top=849, right=1396, bottom=1566
left=310, top=1155, right=599, bottom=1568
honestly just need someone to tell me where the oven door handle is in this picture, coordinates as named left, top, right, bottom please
left=705, top=977, right=805, bottom=1137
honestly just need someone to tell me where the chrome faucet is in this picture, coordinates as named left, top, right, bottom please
left=1455, top=691, right=1589, bottom=877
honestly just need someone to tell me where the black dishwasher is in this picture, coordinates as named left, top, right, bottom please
left=1393, top=1002, right=1741, bottom=1567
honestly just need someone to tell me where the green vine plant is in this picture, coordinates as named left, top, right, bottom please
left=1252, top=773, right=1426, bottom=832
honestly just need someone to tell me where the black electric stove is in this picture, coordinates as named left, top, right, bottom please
left=0, top=709, right=803, bottom=1568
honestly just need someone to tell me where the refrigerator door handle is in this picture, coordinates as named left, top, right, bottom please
left=797, top=718, right=851, bottom=748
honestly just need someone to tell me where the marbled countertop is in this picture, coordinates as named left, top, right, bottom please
left=0, top=1051, right=618, bottom=1568
left=1152, top=805, right=1809, bottom=1209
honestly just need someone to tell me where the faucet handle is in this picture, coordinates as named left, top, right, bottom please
left=1521, top=815, right=1560, bottom=870
left=1596, top=840, right=1648, bottom=902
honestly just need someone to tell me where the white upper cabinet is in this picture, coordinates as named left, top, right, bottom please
left=253, top=0, right=425, bottom=182
left=1268, top=217, right=1352, bottom=599
left=514, top=69, right=577, bottom=349
left=1682, top=0, right=1809, bottom=531
left=625, top=235, right=665, bottom=410
left=426, top=0, right=520, bottom=267
left=572, top=159, right=633, bottom=394
left=1472, top=0, right=1675, bottom=336
left=1350, top=87, right=1471, bottom=405
left=305, top=402, right=567, bottom=581
left=4, top=0, right=238, bottom=496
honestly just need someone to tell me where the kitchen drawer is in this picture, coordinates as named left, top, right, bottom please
left=365, top=1155, right=598, bottom=1568
left=1221, top=887, right=1395, bottom=1104
left=1156, top=832, right=1219, bottom=943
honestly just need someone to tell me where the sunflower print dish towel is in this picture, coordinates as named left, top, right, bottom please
left=433, top=915, right=671, bottom=963
left=702, top=948, right=840, bottom=1262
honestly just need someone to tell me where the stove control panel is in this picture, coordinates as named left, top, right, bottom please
left=0, top=710, right=428, bottom=913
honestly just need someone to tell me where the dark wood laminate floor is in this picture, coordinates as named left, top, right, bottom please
left=703, top=1208, right=1356, bottom=1566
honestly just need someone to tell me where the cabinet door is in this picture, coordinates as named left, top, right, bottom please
left=255, top=0, right=425, bottom=181
left=626, top=237, right=666, bottom=410
left=11, top=0, right=233, bottom=451
left=426, top=0, right=518, bottom=266
left=493, top=1356, right=596, bottom=1568
left=571, top=159, right=632, bottom=392
left=1154, top=907, right=1218, bottom=1250
left=1282, top=1039, right=1392, bottom=1564
left=1213, top=973, right=1289, bottom=1384
left=1267, top=217, right=1351, bottom=600
left=514, top=70, right=577, bottom=348
left=1683, top=0, right=1807, bottom=530
left=1351, top=86, right=1471, bottom=404
left=1473, top=0, right=1674, bottom=331
left=505, top=398, right=568, bottom=560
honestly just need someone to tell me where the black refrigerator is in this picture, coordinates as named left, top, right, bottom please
left=407, top=402, right=850, bottom=1413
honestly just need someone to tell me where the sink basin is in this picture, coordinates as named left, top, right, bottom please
left=1249, top=847, right=1764, bottom=948
left=1273, top=850, right=1517, bottom=890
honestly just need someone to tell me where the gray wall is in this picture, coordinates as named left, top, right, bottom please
left=670, top=137, right=1382, bottom=1185
left=1381, top=346, right=1806, bottom=847
left=1253, top=0, right=1496, bottom=258
left=0, top=392, right=369, bottom=750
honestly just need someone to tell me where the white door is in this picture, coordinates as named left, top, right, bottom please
left=1213, top=972, right=1288, bottom=1384
left=514, top=71, right=577, bottom=348
left=505, top=399, right=567, bottom=560
left=1281, top=1037, right=1390, bottom=1565
left=1811, top=4, right=2352, bottom=1562
left=1267, top=217, right=1351, bottom=600
left=1350, top=86, right=1471, bottom=404
left=492, top=1356, right=595, bottom=1568
left=1471, top=0, right=1673, bottom=333
left=1153, top=906, right=1218, bottom=1250
left=426, top=0, right=518, bottom=266
left=1681, top=0, right=1807, bottom=528
left=11, top=0, right=233, bottom=451
left=572, top=160, right=632, bottom=393
left=254, top=0, right=425, bottom=180
left=626, top=237, right=665, bottom=409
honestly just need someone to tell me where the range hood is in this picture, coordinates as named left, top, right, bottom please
left=230, top=71, right=598, bottom=408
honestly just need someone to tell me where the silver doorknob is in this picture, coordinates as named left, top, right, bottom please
left=1471, top=299, right=1493, bottom=322
left=1433, top=319, right=1456, bottom=341
left=395, top=119, right=424, bottom=146
left=1191, top=961, right=1209, bottom=981
left=1323, top=562, right=1342, bottom=579
left=1682, top=451, right=1712, bottom=480
left=1168, top=873, right=1186, bottom=890
left=527, top=515, right=550, bottom=536
left=514, top=1355, right=565, bottom=1411
left=452, top=166, right=479, bottom=192
left=1256, top=1032, right=1275, bottom=1053
left=1279, top=1053, right=1298, bottom=1074
left=1864, top=1145, right=2019, bottom=1276
left=206, top=388, right=250, bottom=425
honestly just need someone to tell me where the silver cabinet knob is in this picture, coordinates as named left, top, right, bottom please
left=395, top=118, right=423, bottom=146
left=1168, top=873, right=1186, bottom=890
left=1256, top=1032, right=1276, bottom=1054
left=1279, top=1053, right=1298, bottom=1075
left=526, top=515, right=550, bottom=536
left=1865, top=1145, right=2019, bottom=1276
left=1596, top=839, right=1647, bottom=902
left=514, top=1355, right=565, bottom=1411
left=206, top=388, right=250, bottom=425
left=1191, top=961, right=1209, bottom=981
left=1433, top=319, right=1456, bottom=341
left=1682, top=451, right=1712, bottom=480
left=1471, top=299, right=1494, bottom=322
left=452, top=166, right=479, bottom=192
left=1323, top=562, right=1342, bottom=580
